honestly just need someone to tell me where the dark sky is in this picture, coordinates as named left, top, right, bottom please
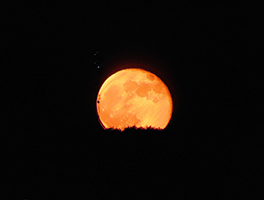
left=3, top=1, right=261, bottom=198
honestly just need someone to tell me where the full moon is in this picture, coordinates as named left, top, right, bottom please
left=96, top=68, right=173, bottom=131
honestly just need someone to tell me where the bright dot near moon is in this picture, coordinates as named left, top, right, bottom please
left=96, top=68, right=173, bottom=131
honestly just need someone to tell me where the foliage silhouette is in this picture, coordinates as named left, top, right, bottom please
left=104, top=125, right=163, bottom=133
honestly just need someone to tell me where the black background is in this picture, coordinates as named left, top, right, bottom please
left=3, top=1, right=261, bottom=198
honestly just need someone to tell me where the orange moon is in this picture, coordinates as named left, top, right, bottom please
left=96, top=68, right=173, bottom=131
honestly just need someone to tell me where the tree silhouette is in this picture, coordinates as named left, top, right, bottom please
left=105, top=125, right=163, bottom=132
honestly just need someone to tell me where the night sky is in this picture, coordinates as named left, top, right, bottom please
left=3, top=1, right=261, bottom=198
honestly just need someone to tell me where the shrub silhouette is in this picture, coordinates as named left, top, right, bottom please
left=104, top=125, right=163, bottom=133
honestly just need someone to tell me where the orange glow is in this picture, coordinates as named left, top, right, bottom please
left=96, top=68, right=173, bottom=131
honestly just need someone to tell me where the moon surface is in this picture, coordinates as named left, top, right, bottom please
left=96, top=68, right=173, bottom=131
